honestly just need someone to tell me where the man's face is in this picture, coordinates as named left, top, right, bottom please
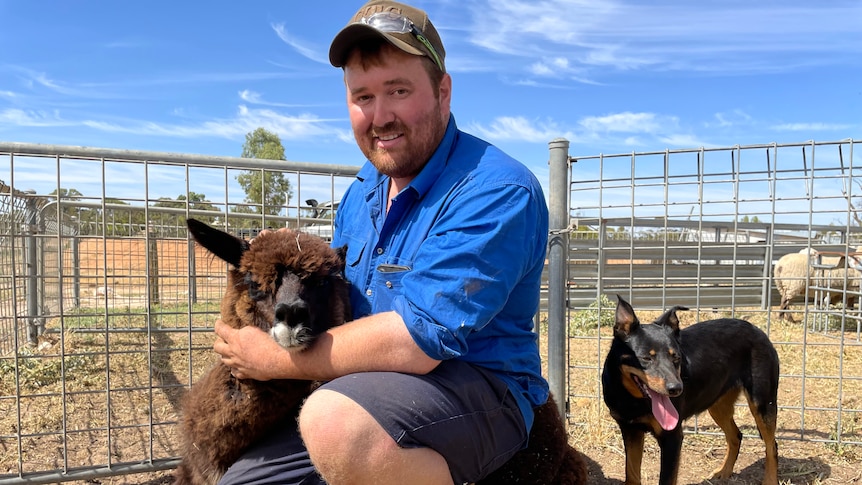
left=344, top=47, right=451, bottom=180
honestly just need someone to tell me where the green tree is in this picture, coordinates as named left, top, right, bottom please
left=99, top=198, right=144, bottom=236
left=153, top=192, right=220, bottom=230
left=49, top=188, right=93, bottom=233
left=236, top=128, right=292, bottom=228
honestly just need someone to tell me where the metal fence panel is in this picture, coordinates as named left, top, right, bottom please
left=0, top=142, right=358, bottom=484
left=550, top=139, right=862, bottom=452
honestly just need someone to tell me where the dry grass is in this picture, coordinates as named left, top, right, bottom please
left=555, top=302, right=862, bottom=484
left=0, top=307, right=216, bottom=482
left=0, top=302, right=860, bottom=484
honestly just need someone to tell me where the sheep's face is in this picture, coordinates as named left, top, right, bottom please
left=239, top=252, right=349, bottom=350
left=187, top=219, right=351, bottom=351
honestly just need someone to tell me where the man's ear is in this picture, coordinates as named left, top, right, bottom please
left=440, top=73, right=452, bottom=111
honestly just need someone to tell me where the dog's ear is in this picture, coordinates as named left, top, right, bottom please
left=186, top=218, right=250, bottom=268
left=614, top=294, right=640, bottom=338
left=656, top=305, right=688, bottom=334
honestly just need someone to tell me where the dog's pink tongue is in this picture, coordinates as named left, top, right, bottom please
left=647, top=388, right=679, bottom=430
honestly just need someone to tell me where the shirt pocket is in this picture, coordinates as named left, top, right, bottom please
left=345, top=238, right=365, bottom=269
left=341, top=238, right=371, bottom=318
left=371, top=261, right=413, bottom=312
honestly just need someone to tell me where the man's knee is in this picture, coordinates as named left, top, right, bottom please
left=300, top=389, right=408, bottom=480
left=299, top=389, right=389, bottom=454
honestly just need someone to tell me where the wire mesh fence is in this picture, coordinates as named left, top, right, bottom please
left=0, top=139, right=860, bottom=483
left=550, top=139, right=862, bottom=455
left=0, top=142, right=358, bottom=484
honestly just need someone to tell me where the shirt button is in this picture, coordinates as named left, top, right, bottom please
left=366, top=289, right=373, bottom=296
left=376, top=247, right=384, bottom=255
left=385, top=281, right=393, bottom=289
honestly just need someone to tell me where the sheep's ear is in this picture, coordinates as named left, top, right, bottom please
left=334, top=245, right=348, bottom=268
left=186, top=218, right=249, bottom=268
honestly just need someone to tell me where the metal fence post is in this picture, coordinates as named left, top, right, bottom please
left=147, top=224, right=160, bottom=305
left=547, top=138, right=569, bottom=419
left=761, top=226, right=773, bottom=311
left=72, top=235, right=81, bottom=308
left=188, top=235, right=198, bottom=304
left=24, top=192, right=42, bottom=345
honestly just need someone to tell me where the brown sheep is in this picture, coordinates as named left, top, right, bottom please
left=176, top=219, right=585, bottom=484
left=174, top=219, right=351, bottom=485
left=476, top=393, right=588, bottom=484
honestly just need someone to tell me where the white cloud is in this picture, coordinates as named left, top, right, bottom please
left=658, top=133, right=713, bottom=148
left=579, top=112, right=676, bottom=134
left=772, top=122, right=853, bottom=132
left=466, top=111, right=701, bottom=150
left=25, top=71, right=124, bottom=99
left=460, top=0, right=861, bottom=77
left=236, top=89, right=329, bottom=109
left=526, top=55, right=597, bottom=82
left=0, top=108, right=70, bottom=127
left=239, top=90, right=262, bottom=103
left=708, top=110, right=754, bottom=129
left=1, top=105, right=351, bottom=144
left=271, top=22, right=327, bottom=64
left=528, top=62, right=555, bottom=77
left=466, top=116, right=573, bottom=143
left=80, top=105, right=345, bottom=141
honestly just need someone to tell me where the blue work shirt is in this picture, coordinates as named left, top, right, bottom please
left=331, top=117, right=549, bottom=431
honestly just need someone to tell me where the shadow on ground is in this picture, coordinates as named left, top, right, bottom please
left=581, top=452, right=832, bottom=485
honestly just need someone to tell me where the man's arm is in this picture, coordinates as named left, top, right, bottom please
left=213, top=310, right=441, bottom=381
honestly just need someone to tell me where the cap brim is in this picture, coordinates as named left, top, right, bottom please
left=329, top=24, right=424, bottom=68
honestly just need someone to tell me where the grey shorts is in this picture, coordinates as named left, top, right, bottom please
left=217, top=359, right=527, bottom=485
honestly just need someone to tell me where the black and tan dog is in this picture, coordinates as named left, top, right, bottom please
left=602, top=296, right=779, bottom=485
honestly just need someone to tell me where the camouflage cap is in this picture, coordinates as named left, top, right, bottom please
left=329, top=0, right=446, bottom=72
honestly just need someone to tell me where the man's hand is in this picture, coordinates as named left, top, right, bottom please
left=213, top=319, right=288, bottom=381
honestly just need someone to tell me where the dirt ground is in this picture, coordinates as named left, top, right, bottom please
left=62, top=437, right=862, bottom=485
left=18, top=237, right=862, bottom=485
left=575, top=433, right=861, bottom=485
left=3, top=305, right=861, bottom=485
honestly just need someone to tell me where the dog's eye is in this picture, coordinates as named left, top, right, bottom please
left=640, top=355, right=652, bottom=364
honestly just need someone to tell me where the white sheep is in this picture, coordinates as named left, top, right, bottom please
left=811, top=254, right=862, bottom=310
left=774, top=248, right=861, bottom=321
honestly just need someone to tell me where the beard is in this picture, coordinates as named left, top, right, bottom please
left=358, top=107, right=447, bottom=180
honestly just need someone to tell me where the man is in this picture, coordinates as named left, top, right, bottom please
left=212, top=1, right=549, bottom=483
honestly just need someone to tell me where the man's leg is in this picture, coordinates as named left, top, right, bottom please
left=299, top=360, right=527, bottom=485
left=299, top=389, right=454, bottom=485
left=217, top=418, right=324, bottom=485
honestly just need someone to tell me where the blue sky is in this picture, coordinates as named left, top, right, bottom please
left=1, top=0, right=860, bottom=200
